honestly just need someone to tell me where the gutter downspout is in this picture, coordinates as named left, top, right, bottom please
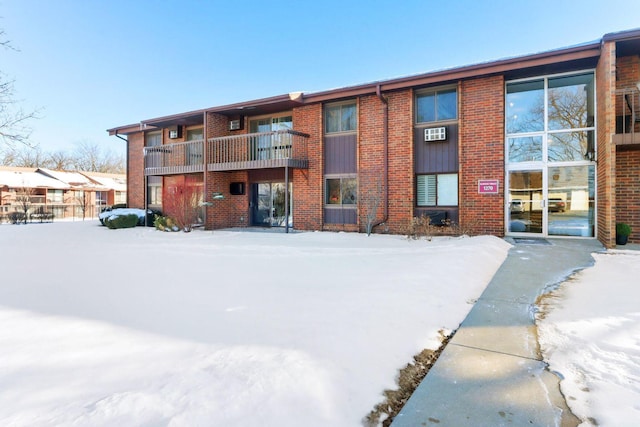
left=373, top=84, right=389, bottom=230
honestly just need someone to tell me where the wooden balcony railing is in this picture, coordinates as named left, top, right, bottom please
left=614, top=86, right=640, bottom=146
left=144, top=130, right=309, bottom=175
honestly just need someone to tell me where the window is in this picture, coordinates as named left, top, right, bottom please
left=47, top=189, right=63, bottom=203
left=249, top=115, right=293, bottom=160
left=147, top=176, right=162, bottom=206
left=186, top=128, right=203, bottom=166
left=325, top=102, right=356, bottom=134
left=506, top=73, right=595, bottom=163
left=416, top=88, right=457, bottom=123
left=417, top=174, right=458, bottom=206
left=326, top=177, right=357, bottom=206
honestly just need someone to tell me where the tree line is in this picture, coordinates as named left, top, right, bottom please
left=1, top=140, right=125, bottom=174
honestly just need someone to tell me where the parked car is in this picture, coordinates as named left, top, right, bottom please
left=99, top=207, right=160, bottom=226
left=548, top=198, right=566, bottom=212
left=510, top=199, right=525, bottom=214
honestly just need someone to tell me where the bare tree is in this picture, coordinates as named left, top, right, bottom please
left=1, top=28, right=38, bottom=148
left=163, top=184, right=202, bottom=232
left=9, top=145, right=46, bottom=168
left=74, top=190, right=91, bottom=220
left=15, top=185, right=34, bottom=224
left=72, top=140, right=125, bottom=173
left=46, top=150, right=74, bottom=170
left=360, top=168, right=385, bottom=236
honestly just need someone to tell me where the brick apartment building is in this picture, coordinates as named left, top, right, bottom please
left=108, top=28, right=640, bottom=247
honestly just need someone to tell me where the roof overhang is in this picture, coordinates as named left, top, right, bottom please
left=304, top=42, right=601, bottom=102
left=107, top=38, right=604, bottom=135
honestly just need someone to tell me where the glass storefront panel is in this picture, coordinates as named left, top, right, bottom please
left=506, top=80, right=544, bottom=134
left=548, top=73, right=594, bottom=130
left=508, top=170, right=543, bottom=234
left=508, top=136, right=543, bottom=162
left=548, top=165, right=595, bottom=237
left=548, top=131, right=593, bottom=162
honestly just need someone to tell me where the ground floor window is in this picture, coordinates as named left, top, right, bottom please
left=147, top=177, right=162, bottom=206
left=326, top=176, right=357, bottom=206
left=417, top=173, right=458, bottom=206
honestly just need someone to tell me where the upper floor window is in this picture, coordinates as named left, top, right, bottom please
left=506, top=72, right=595, bottom=163
left=325, top=102, right=356, bottom=134
left=416, top=88, right=457, bottom=123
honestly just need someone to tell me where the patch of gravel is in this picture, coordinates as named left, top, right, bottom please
left=364, top=330, right=454, bottom=427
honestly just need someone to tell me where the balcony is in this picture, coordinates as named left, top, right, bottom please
left=614, top=86, right=640, bottom=146
left=144, top=129, right=309, bottom=176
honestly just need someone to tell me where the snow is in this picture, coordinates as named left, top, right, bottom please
left=0, top=169, right=70, bottom=189
left=538, top=250, right=640, bottom=426
left=0, top=221, right=510, bottom=426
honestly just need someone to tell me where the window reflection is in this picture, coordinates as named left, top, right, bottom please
left=506, top=80, right=544, bottom=134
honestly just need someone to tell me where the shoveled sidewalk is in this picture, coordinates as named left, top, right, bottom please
left=391, top=237, right=604, bottom=427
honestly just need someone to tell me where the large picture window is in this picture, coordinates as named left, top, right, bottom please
left=506, top=73, right=595, bottom=163
left=417, top=174, right=458, bottom=206
left=325, top=102, right=356, bottom=134
left=326, top=176, right=357, bottom=206
left=416, top=88, right=457, bottom=123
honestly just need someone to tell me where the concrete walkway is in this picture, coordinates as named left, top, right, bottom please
left=391, top=237, right=604, bottom=427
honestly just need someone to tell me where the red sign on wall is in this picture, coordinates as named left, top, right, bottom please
left=478, top=179, right=499, bottom=194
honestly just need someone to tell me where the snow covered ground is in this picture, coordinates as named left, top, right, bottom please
left=0, top=220, right=510, bottom=427
left=538, top=249, right=640, bottom=426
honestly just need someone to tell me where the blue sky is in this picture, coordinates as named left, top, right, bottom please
left=2, top=0, right=639, bottom=157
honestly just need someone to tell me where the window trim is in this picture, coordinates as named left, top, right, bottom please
left=324, top=100, right=357, bottom=135
left=325, top=175, right=358, bottom=207
left=415, top=85, right=458, bottom=124
left=416, top=173, right=459, bottom=207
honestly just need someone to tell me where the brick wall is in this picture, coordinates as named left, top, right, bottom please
left=459, top=76, right=505, bottom=235
left=616, top=148, right=640, bottom=243
left=387, top=90, right=414, bottom=233
left=292, top=103, right=323, bottom=230
left=127, top=132, right=145, bottom=209
left=596, top=40, right=617, bottom=247
left=614, top=53, right=640, bottom=244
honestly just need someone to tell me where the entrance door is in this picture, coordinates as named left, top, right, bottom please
left=507, top=166, right=595, bottom=237
left=251, top=182, right=292, bottom=227
left=508, top=170, right=544, bottom=234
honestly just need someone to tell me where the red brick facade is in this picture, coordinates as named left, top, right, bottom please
left=111, top=29, right=640, bottom=247
left=460, top=76, right=505, bottom=236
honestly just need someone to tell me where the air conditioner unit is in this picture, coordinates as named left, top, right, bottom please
left=168, top=126, right=182, bottom=139
left=229, top=119, right=241, bottom=131
left=424, top=127, right=447, bottom=142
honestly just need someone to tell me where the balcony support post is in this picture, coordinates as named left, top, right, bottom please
left=285, top=164, right=290, bottom=234
left=203, top=111, right=209, bottom=227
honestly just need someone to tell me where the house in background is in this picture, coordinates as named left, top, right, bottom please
left=0, top=167, right=127, bottom=221
left=108, top=28, right=640, bottom=247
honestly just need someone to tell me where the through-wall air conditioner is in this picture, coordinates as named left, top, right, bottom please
left=229, top=119, right=241, bottom=131
left=168, top=126, right=182, bottom=139
left=424, top=126, right=447, bottom=142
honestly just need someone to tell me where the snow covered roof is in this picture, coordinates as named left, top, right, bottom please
left=80, top=172, right=127, bottom=192
left=36, top=168, right=107, bottom=190
left=0, top=169, right=71, bottom=189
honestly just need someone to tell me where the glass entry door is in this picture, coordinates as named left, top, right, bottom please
left=252, top=182, right=292, bottom=227
left=508, top=166, right=595, bottom=237
left=508, top=170, right=544, bottom=234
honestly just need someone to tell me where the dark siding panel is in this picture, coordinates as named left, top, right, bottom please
left=324, top=208, right=357, bottom=224
left=415, top=124, right=458, bottom=174
left=249, top=168, right=292, bottom=182
left=325, top=134, right=357, bottom=174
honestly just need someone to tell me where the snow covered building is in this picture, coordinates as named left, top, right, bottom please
left=108, top=28, right=640, bottom=247
left=0, top=167, right=126, bottom=221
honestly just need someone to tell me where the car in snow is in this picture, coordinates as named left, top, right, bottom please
left=98, top=207, right=159, bottom=226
